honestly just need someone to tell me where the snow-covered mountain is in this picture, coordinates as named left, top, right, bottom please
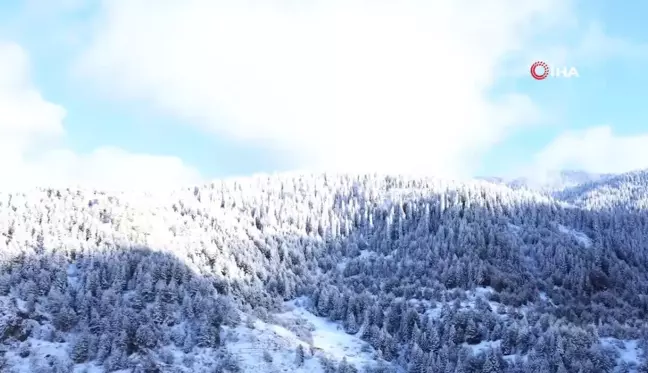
left=554, top=169, right=648, bottom=210
left=2, top=171, right=648, bottom=372
left=480, top=170, right=613, bottom=192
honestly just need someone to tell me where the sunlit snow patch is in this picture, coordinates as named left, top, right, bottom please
left=600, top=338, right=642, bottom=368
left=557, top=224, right=592, bottom=248
left=507, top=223, right=521, bottom=234
left=278, top=298, right=375, bottom=367
left=223, top=318, right=324, bottom=373
left=3, top=338, right=72, bottom=373
left=223, top=299, right=377, bottom=372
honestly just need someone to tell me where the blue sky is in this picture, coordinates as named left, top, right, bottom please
left=1, top=0, right=648, bottom=190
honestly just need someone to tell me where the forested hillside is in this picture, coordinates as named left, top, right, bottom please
left=2, top=173, right=648, bottom=372
left=554, top=170, right=648, bottom=210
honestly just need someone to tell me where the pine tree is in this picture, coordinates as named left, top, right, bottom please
left=617, top=361, right=631, bottom=373
left=182, top=327, right=196, bottom=353
left=345, top=311, right=359, bottom=334
left=337, top=357, right=357, bottom=373
left=95, top=334, right=112, bottom=363
left=556, top=363, right=568, bottom=373
left=481, top=349, right=502, bottom=373
left=295, top=345, right=305, bottom=366
left=71, top=331, right=91, bottom=363
left=105, top=348, right=127, bottom=372
left=0, top=274, right=10, bottom=296
left=408, top=343, right=425, bottom=373
left=135, top=323, right=157, bottom=349
left=465, top=319, right=481, bottom=345
left=429, top=328, right=441, bottom=352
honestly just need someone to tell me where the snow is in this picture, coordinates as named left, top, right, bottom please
left=336, top=249, right=377, bottom=272
left=225, top=320, right=324, bottom=373
left=4, top=338, right=71, bottom=373
left=538, top=292, right=556, bottom=306
left=73, top=363, right=106, bottom=373
left=222, top=298, right=378, bottom=373
left=507, top=223, right=521, bottom=234
left=509, top=221, right=592, bottom=249
left=279, top=299, right=375, bottom=366
left=1, top=293, right=383, bottom=373
left=359, top=249, right=373, bottom=259
left=464, top=340, right=501, bottom=355
left=67, top=263, right=79, bottom=289
left=557, top=224, right=592, bottom=247
left=601, top=338, right=642, bottom=367
left=424, top=287, right=504, bottom=321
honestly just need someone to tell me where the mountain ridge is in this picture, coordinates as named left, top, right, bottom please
left=2, top=169, right=648, bottom=372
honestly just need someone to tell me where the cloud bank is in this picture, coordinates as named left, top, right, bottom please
left=77, top=0, right=571, bottom=177
left=0, top=42, right=201, bottom=191
left=533, top=126, right=648, bottom=175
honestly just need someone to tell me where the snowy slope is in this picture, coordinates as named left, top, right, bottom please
left=0, top=293, right=388, bottom=373
left=556, top=224, right=592, bottom=248
left=224, top=299, right=380, bottom=373
left=3, top=172, right=648, bottom=372
left=554, top=169, right=648, bottom=209
left=480, top=170, right=611, bottom=192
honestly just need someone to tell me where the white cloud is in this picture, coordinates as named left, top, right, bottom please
left=76, top=0, right=572, bottom=177
left=0, top=41, right=201, bottom=191
left=532, top=126, right=648, bottom=174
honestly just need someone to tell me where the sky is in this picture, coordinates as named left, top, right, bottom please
left=1, top=0, right=648, bottom=190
